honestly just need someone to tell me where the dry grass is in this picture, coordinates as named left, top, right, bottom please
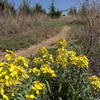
left=0, top=13, right=62, bottom=51
left=0, top=13, right=51, bottom=35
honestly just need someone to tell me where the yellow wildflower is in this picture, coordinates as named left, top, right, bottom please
left=0, top=63, right=28, bottom=87
left=13, top=56, right=29, bottom=68
left=57, top=39, right=67, bottom=48
left=0, top=87, right=5, bottom=95
left=67, top=50, right=76, bottom=56
left=6, top=50, right=14, bottom=54
left=40, top=64, right=56, bottom=77
left=76, top=55, right=89, bottom=68
left=26, top=94, right=36, bottom=99
left=25, top=81, right=46, bottom=99
left=33, top=57, right=43, bottom=65
left=29, top=67, right=40, bottom=76
left=32, top=81, right=46, bottom=94
left=56, top=47, right=68, bottom=55
left=88, top=75, right=100, bottom=91
left=38, top=47, right=48, bottom=55
left=56, top=54, right=68, bottom=67
left=5, top=50, right=16, bottom=61
left=42, top=53, right=54, bottom=63
left=2, top=94, right=9, bottom=100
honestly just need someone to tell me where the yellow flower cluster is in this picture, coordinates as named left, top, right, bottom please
left=0, top=50, right=29, bottom=100
left=76, top=55, right=89, bottom=68
left=5, top=50, right=16, bottom=61
left=0, top=63, right=28, bottom=86
left=56, top=52, right=88, bottom=68
left=56, top=47, right=68, bottom=55
left=30, top=67, right=40, bottom=76
left=42, top=53, right=54, bottom=63
left=88, top=75, right=100, bottom=91
left=40, top=64, right=56, bottom=77
left=26, top=81, right=46, bottom=99
left=0, top=62, right=28, bottom=99
left=0, top=39, right=90, bottom=99
left=30, top=64, right=56, bottom=77
left=38, top=47, right=54, bottom=64
left=13, top=56, right=29, bottom=68
left=5, top=50, right=29, bottom=68
left=38, top=47, right=48, bottom=55
left=56, top=54, right=68, bottom=67
left=35, top=39, right=89, bottom=68
left=0, top=85, right=9, bottom=100
left=57, top=38, right=67, bottom=48
left=55, top=43, right=89, bottom=68
left=33, top=57, right=43, bottom=65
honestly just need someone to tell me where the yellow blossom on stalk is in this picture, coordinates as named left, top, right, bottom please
left=2, top=94, right=9, bottom=100
left=32, top=81, right=46, bottom=95
left=67, top=50, right=76, bottom=56
left=69, top=55, right=78, bottom=65
left=0, top=86, right=5, bottom=96
left=76, top=55, right=89, bottom=68
left=5, top=50, right=29, bottom=68
left=11, top=93, right=15, bottom=96
left=42, top=53, right=54, bottom=63
left=0, top=63, right=28, bottom=87
left=38, top=47, right=48, bottom=55
left=68, top=54, right=89, bottom=68
left=0, top=62, right=5, bottom=66
left=56, top=54, right=68, bottom=67
left=33, top=57, right=43, bottom=65
left=5, top=50, right=16, bottom=61
left=88, top=75, right=100, bottom=91
left=0, top=40, right=91, bottom=99
left=57, top=39, right=67, bottom=48
left=26, top=81, right=46, bottom=99
left=0, top=85, right=9, bottom=100
left=6, top=50, right=14, bottom=54
left=29, top=67, right=40, bottom=76
left=13, top=56, right=29, bottom=68
left=40, top=64, right=56, bottom=77
left=56, top=47, right=68, bottom=55
left=26, top=94, right=36, bottom=99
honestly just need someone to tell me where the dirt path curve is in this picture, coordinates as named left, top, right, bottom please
left=15, top=26, right=71, bottom=57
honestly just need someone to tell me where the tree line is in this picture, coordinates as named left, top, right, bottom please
left=0, top=0, right=62, bottom=18
left=0, top=0, right=99, bottom=18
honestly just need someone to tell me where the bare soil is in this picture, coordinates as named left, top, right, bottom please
left=15, top=26, right=71, bottom=57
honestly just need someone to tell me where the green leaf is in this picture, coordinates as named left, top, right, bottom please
left=45, top=80, right=51, bottom=94
left=58, top=84, right=62, bottom=93
left=58, top=97, right=63, bottom=100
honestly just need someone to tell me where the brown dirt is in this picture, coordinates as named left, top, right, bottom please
left=15, top=26, right=71, bottom=57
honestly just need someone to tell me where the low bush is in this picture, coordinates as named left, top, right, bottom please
left=0, top=39, right=99, bottom=100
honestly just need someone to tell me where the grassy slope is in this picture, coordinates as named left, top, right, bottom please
left=0, top=23, right=61, bottom=51
left=0, top=16, right=79, bottom=51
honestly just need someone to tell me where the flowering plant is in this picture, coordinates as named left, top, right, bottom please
left=0, top=39, right=99, bottom=100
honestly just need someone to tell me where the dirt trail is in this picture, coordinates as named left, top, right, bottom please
left=16, top=26, right=71, bottom=57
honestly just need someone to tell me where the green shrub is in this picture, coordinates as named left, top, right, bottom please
left=0, top=39, right=99, bottom=100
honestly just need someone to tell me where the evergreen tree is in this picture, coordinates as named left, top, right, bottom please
left=48, top=1, right=61, bottom=18
left=0, top=0, right=15, bottom=14
left=55, top=9, right=62, bottom=18
left=68, top=7, right=77, bottom=16
left=19, top=0, right=31, bottom=15
left=32, top=3, right=46, bottom=14
left=80, top=3, right=87, bottom=16
left=49, top=1, right=56, bottom=18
